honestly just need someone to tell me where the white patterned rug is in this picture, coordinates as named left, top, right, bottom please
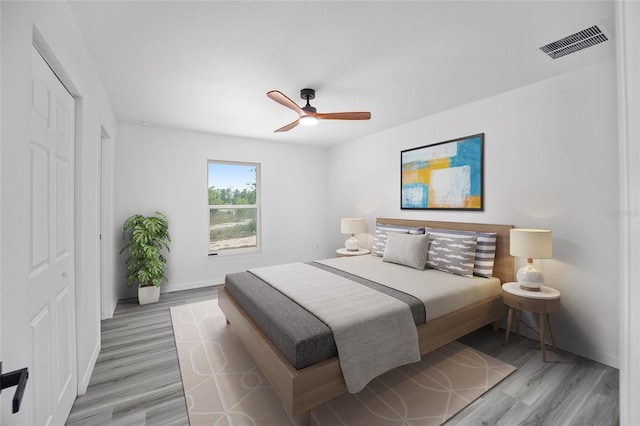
left=170, top=299, right=515, bottom=426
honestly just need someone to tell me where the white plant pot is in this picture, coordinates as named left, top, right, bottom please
left=138, top=285, right=160, bottom=305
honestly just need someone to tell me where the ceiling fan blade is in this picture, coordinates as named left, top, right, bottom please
left=316, top=112, right=371, bottom=121
left=274, top=119, right=300, bottom=133
left=267, top=90, right=305, bottom=115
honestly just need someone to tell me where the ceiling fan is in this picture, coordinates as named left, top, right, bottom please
left=267, top=88, right=371, bottom=133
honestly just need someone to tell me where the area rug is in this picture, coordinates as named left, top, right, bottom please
left=170, top=299, right=515, bottom=426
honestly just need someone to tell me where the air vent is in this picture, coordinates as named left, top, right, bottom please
left=539, top=25, right=608, bottom=59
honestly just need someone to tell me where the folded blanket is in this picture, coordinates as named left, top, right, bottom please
left=250, top=262, right=420, bottom=393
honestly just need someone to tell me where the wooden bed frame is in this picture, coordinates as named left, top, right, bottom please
left=218, top=218, right=514, bottom=425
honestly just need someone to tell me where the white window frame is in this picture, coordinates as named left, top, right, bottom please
left=207, top=160, right=261, bottom=256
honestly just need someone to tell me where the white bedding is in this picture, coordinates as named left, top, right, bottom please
left=317, top=255, right=502, bottom=321
left=249, top=262, right=420, bottom=393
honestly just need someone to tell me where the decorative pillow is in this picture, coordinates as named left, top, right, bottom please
left=427, top=228, right=497, bottom=278
left=426, top=234, right=477, bottom=277
left=382, top=232, right=429, bottom=270
left=371, top=224, right=425, bottom=257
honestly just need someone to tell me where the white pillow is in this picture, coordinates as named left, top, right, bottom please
left=382, top=232, right=429, bottom=270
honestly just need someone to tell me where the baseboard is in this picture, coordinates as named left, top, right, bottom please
left=77, top=338, right=100, bottom=396
left=557, top=337, right=619, bottom=369
left=110, top=294, right=118, bottom=317
left=504, top=326, right=619, bottom=369
left=161, top=278, right=224, bottom=294
left=100, top=294, right=118, bottom=320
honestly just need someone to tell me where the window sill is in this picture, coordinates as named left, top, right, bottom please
left=208, top=247, right=261, bottom=259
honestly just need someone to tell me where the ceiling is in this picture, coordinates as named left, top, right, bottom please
left=68, top=1, right=615, bottom=146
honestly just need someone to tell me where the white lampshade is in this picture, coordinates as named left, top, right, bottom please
left=341, top=218, right=366, bottom=251
left=341, top=218, right=366, bottom=235
left=510, top=228, right=552, bottom=291
left=510, top=229, right=552, bottom=259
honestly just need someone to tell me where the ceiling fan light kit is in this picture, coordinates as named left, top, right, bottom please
left=267, top=88, right=371, bottom=133
left=299, top=115, right=318, bottom=126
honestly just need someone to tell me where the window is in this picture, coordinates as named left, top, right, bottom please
left=208, top=160, right=260, bottom=254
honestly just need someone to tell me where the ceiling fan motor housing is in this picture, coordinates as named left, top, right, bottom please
left=300, top=88, right=316, bottom=100
left=300, top=88, right=317, bottom=113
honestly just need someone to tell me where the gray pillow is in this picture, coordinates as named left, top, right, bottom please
left=371, top=224, right=425, bottom=256
left=382, top=232, right=429, bottom=270
left=426, top=234, right=477, bottom=277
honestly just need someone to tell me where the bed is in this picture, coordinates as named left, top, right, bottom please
left=218, top=218, right=514, bottom=425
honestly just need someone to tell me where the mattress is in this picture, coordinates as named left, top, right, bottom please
left=317, top=255, right=502, bottom=321
left=223, top=256, right=501, bottom=370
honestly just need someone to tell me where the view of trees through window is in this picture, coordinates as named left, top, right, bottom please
left=208, top=161, right=259, bottom=252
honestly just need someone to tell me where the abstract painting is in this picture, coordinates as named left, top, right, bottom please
left=401, top=133, right=484, bottom=210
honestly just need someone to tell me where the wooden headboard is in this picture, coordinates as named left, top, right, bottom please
left=377, top=218, right=515, bottom=284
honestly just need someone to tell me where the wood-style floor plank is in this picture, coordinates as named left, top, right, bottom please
left=66, top=287, right=217, bottom=426
left=451, top=328, right=619, bottom=425
left=67, top=286, right=619, bottom=425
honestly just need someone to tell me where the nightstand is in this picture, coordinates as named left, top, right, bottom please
left=336, top=248, right=370, bottom=258
left=502, top=282, right=561, bottom=362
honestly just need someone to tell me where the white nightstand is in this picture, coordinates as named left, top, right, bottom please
left=336, top=248, right=370, bottom=258
left=502, top=282, right=561, bottom=362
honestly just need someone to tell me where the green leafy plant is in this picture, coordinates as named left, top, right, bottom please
left=120, top=212, right=171, bottom=287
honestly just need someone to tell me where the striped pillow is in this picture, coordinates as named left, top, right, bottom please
left=426, top=228, right=497, bottom=278
left=371, top=224, right=425, bottom=257
left=426, top=235, right=477, bottom=277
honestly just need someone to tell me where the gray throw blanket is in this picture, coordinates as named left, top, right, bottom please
left=249, top=262, right=420, bottom=393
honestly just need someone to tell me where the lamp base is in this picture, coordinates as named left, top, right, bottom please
left=345, top=235, right=360, bottom=251
left=516, top=263, right=544, bottom=291
left=519, top=283, right=542, bottom=292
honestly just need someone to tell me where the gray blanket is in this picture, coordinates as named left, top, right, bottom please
left=249, top=262, right=420, bottom=393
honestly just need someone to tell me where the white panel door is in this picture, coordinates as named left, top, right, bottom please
left=1, top=46, right=77, bottom=425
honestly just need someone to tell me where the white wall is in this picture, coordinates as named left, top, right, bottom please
left=114, top=124, right=329, bottom=298
left=617, top=1, right=640, bottom=423
left=1, top=1, right=117, bottom=395
left=327, top=60, right=619, bottom=367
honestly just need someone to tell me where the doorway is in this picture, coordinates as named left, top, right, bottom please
left=100, top=127, right=116, bottom=320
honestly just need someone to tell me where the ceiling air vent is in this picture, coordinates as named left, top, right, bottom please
left=539, top=25, right=608, bottom=59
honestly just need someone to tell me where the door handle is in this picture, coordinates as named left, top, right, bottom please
left=0, top=362, right=29, bottom=414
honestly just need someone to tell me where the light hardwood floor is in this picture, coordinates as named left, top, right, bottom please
left=66, top=286, right=619, bottom=425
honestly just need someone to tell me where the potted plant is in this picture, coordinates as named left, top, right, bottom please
left=120, top=211, right=171, bottom=304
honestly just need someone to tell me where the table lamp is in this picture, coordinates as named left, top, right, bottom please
left=341, top=218, right=366, bottom=251
left=509, top=228, right=552, bottom=291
